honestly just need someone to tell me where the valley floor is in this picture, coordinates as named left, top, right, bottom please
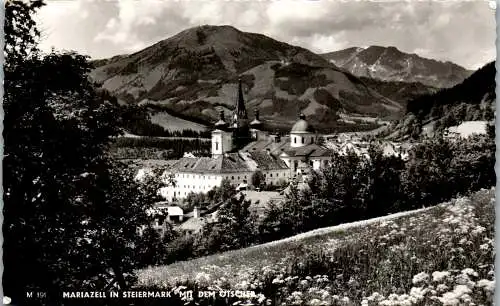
left=137, top=188, right=495, bottom=305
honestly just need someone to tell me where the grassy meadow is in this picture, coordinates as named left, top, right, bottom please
left=136, top=188, right=495, bottom=305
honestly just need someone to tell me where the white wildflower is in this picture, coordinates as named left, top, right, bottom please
left=412, top=272, right=430, bottom=285
left=432, top=271, right=451, bottom=282
left=367, top=292, right=384, bottom=302
left=438, top=285, right=472, bottom=306
left=471, top=225, right=486, bottom=235
left=454, top=274, right=475, bottom=289
left=480, top=243, right=490, bottom=251
left=477, top=279, right=495, bottom=292
left=437, top=284, right=449, bottom=292
left=194, top=272, right=211, bottom=284
left=461, top=268, right=478, bottom=278
left=410, top=287, right=428, bottom=301
left=308, top=299, right=322, bottom=306
left=256, top=294, right=266, bottom=303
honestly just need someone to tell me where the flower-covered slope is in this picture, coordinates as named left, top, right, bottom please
left=137, top=188, right=495, bottom=305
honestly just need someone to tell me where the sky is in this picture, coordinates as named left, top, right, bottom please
left=36, top=0, right=496, bottom=70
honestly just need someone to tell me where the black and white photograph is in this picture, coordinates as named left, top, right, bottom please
left=3, top=0, right=497, bottom=305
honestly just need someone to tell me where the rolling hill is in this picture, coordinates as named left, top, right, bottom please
left=90, top=25, right=407, bottom=132
left=322, top=46, right=472, bottom=88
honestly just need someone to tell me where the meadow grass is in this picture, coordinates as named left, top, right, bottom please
left=136, top=188, right=495, bottom=305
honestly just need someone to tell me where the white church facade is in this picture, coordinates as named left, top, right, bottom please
left=160, top=79, right=333, bottom=201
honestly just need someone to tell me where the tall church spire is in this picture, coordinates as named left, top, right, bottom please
left=231, top=78, right=251, bottom=150
left=235, top=78, right=248, bottom=119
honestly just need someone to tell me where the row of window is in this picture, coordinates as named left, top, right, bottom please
left=293, top=136, right=315, bottom=144
left=176, top=174, right=249, bottom=181
left=176, top=174, right=219, bottom=180
left=180, top=185, right=213, bottom=189
left=176, top=172, right=290, bottom=182
left=264, top=172, right=289, bottom=178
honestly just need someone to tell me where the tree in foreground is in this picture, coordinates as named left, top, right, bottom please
left=195, top=183, right=257, bottom=255
left=3, top=0, right=169, bottom=302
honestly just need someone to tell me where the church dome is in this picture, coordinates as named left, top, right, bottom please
left=250, top=118, right=261, bottom=126
left=291, top=113, right=314, bottom=133
left=250, top=108, right=262, bottom=127
left=215, top=110, right=227, bottom=128
left=215, top=119, right=227, bottom=127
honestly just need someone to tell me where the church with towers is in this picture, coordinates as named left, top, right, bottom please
left=160, top=79, right=332, bottom=201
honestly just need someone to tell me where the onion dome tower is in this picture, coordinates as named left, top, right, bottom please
left=215, top=110, right=228, bottom=129
left=212, top=110, right=233, bottom=157
left=250, top=108, right=262, bottom=127
left=290, top=113, right=316, bottom=148
left=250, top=108, right=262, bottom=140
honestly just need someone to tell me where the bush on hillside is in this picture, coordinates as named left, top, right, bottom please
left=260, top=135, right=494, bottom=243
left=194, top=194, right=258, bottom=256
left=260, top=146, right=406, bottom=241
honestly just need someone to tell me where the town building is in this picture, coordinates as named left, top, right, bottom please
left=325, top=139, right=413, bottom=160
left=444, top=121, right=489, bottom=140
left=159, top=79, right=333, bottom=201
left=139, top=203, right=185, bottom=237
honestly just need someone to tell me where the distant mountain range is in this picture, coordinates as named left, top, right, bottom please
left=89, top=25, right=476, bottom=132
left=321, top=46, right=472, bottom=88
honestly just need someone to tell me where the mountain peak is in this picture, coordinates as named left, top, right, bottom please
left=163, top=24, right=244, bottom=49
left=385, top=46, right=400, bottom=51
left=197, top=24, right=241, bottom=32
left=126, top=24, right=333, bottom=75
left=321, top=45, right=471, bottom=88
left=186, top=24, right=243, bottom=37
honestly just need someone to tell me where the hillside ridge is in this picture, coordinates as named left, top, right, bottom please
left=89, top=25, right=417, bottom=132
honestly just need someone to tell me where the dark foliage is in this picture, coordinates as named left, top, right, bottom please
left=259, top=135, right=494, bottom=242
left=110, top=137, right=211, bottom=159
left=251, top=171, right=266, bottom=188
left=143, top=179, right=243, bottom=265
left=3, top=2, right=172, bottom=303
left=406, top=61, right=495, bottom=121
left=195, top=193, right=258, bottom=256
